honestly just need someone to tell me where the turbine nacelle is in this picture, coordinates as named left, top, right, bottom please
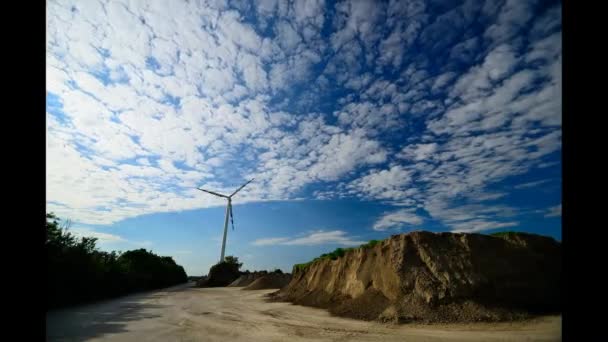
left=196, top=179, right=254, bottom=262
left=196, top=178, right=253, bottom=199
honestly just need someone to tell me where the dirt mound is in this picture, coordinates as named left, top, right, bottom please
left=243, top=273, right=292, bottom=290
left=228, top=274, right=253, bottom=287
left=197, top=262, right=241, bottom=287
left=228, top=271, right=269, bottom=287
left=269, top=231, right=560, bottom=323
left=195, top=276, right=208, bottom=287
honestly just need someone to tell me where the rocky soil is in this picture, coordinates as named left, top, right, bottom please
left=269, top=231, right=561, bottom=323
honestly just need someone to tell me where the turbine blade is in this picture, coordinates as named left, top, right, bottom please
left=196, top=188, right=228, bottom=198
left=229, top=178, right=254, bottom=197
left=229, top=203, right=235, bottom=231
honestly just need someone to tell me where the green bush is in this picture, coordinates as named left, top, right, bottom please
left=292, top=239, right=385, bottom=273
left=360, top=239, right=380, bottom=249
left=490, top=231, right=519, bottom=238
left=46, top=213, right=188, bottom=309
left=293, top=261, right=314, bottom=273
left=205, top=257, right=243, bottom=286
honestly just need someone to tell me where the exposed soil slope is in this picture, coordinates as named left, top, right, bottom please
left=269, top=231, right=561, bottom=323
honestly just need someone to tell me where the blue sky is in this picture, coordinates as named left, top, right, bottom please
left=47, top=0, right=561, bottom=275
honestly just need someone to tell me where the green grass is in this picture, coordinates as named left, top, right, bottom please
left=490, top=231, right=553, bottom=239
left=292, top=239, right=385, bottom=273
left=490, top=231, right=520, bottom=238
left=360, top=239, right=380, bottom=249
left=293, top=261, right=315, bottom=272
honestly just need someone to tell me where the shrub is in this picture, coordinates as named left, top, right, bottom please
left=47, top=213, right=188, bottom=309
left=360, top=239, right=380, bottom=249
left=490, top=231, right=519, bottom=238
left=292, top=239, right=385, bottom=273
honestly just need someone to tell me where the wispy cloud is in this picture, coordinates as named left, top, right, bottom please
left=451, top=221, right=519, bottom=234
left=373, top=209, right=424, bottom=231
left=69, top=227, right=126, bottom=243
left=69, top=226, right=157, bottom=248
left=514, top=180, right=552, bottom=189
left=252, top=237, right=290, bottom=246
left=397, top=143, right=438, bottom=161
left=252, top=230, right=365, bottom=246
left=544, top=204, right=561, bottom=217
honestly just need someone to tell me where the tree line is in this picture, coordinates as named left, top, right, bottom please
left=47, top=213, right=188, bottom=309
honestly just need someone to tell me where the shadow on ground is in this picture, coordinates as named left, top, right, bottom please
left=46, top=294, right=168, bottom=341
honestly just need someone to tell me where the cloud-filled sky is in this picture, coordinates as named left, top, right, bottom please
left=47, top=0, right=561, bottom=275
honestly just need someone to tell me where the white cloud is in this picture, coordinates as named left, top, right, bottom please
left=398, top=143, right=438, bottom=161
left=285, top=230, right=365, bottom=246
left=336, top=100, right=402, bottom=135
left=237, top=52, right=269, bottom=92
left=331, top=0, right=384, bottom=51
left=483, top=44, right=519, bottom=81
left=451, top=220, right=519, bottom=233
left=252, top=230, right=365, bottom=246
left=275, top=20, right=302, bottom=51
left=377, top=22, right=419, bottom=68
left=514, top=179, right=551, bottom=189
left=544, top=204, right=561, bottom=218
left=484, top=0, right=537, bottom=45
left=525, top=32, right=561, bottom=64
left=431, top=71, right=457, bottom=92
left=529, top=5, right=561, bottom=40
left=252, top=237, right=290, bottom=246
left=448, top=36, right=480, bottom=65
left=373, top=209, right=424, bottom=231
left=256, top=0, right=278, bottom=18
left=69, top=227, right=126, bottom=243
left=308, top=131, right=387, bottom=181
left=46, top=0, right=561, bottom=235
left=349, top=165, right=413, bottom=202
left=447, top=43, right=521, bottom=105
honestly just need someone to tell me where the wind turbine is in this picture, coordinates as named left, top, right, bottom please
left=197, top=179, right=254, bottom=263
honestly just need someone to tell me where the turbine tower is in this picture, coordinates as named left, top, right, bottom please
left=197, top=179, right=253, bottom=262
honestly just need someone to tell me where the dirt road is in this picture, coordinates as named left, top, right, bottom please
left=46, top=283, right=561, bottom=341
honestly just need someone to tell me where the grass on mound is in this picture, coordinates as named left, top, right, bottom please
left=292, top=239, right=384, bottom=273
left=490, top=231, right=520, bottom=238
left=490, top=231, right=555, bottom=241
left=294, top=232, right=552, bottom=272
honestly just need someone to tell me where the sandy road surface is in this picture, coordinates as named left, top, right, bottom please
left=47, top=282, right=561, bottom=341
